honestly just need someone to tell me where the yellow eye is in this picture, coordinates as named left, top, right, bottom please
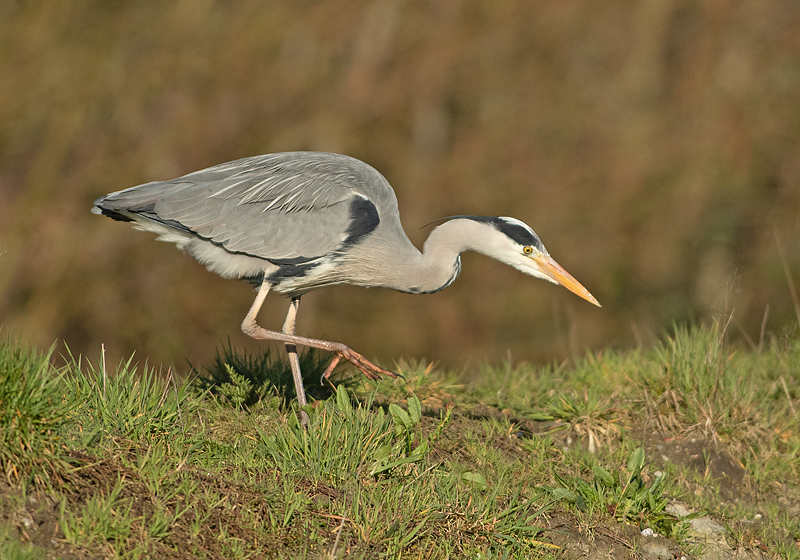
left=523, top=246, right=533, bottom=255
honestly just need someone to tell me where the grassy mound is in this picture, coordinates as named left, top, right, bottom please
left=0, top=323, right=798, bottom=559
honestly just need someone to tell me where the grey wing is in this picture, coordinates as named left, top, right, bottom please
left=95, top=152, right=394, bottom=262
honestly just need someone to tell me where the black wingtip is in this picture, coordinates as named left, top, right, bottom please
left=92, top=204, right=134, bottom=222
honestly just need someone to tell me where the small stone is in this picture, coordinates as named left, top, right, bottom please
left=641, top=527, right=656, bottom=537
left=666, top=502, right=726, bottom=538
left=688, top=516, right=725, bottom=536
left=666, top=502, right=692, bottom=517
left=639, top=539, right=675, bottom=559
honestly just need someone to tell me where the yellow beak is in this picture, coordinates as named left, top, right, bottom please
left=532, top=254, right=601, bottom=307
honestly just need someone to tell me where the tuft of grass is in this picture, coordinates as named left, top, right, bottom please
left=257, top=388, right=430, bottom=483
left=534, top=391, right=624, bottom=454
left=0, top=521, right=46, bottom=560
left=0, top=336, right=73, bottom=487
left=59, top=476, right=135, bottom=555
left=639, top=322, right=800, bottom=483
left=361, top=359, right=465, bottom=409
left=65, top=353, right=196, bottom=446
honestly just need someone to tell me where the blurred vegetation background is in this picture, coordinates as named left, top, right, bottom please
left=0, top=1, right=798, bottom=373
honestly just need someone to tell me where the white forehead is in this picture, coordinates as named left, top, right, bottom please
left=498, top=216, right=534, bottom=233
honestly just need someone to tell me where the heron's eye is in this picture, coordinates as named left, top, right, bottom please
left=523, top=246, right=533, bottom=255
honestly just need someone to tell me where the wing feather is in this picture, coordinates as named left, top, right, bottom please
left=95, top=152, right=394, bottom=263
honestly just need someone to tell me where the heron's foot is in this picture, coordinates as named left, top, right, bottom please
left=323, top=347, right=401, bottom=382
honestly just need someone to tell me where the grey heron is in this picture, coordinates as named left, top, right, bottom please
left=93, top=151, right=600, bottom=415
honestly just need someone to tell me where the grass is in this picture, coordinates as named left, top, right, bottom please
left=0, top=323, right=798, bottom=559
left=194, top=341, right=347, bottom=409
left=0, top=339, right=72, bottom=488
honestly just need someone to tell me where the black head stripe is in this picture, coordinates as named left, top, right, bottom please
left=459, top=216, right=542, bottom=250
left=495, top=220, right=539, bottom=248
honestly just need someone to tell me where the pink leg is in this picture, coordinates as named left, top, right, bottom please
left=281, top=296, right=308, bottom=424
left=241, top=281, right=400, bottom=383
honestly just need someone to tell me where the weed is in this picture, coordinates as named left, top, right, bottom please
left=363, top=359, right=464, bottom=409
left=257, top=388, right=445, bottom=483
left=538, top=391, right=623, bottom=453
left=373, top=393, right=452, bottom=476
left=195, top=341, right=342, bottom=408
left=545, top=447, right=693, bottom=537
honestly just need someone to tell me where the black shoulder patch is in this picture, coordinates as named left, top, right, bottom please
left=342, top=196, right=380, bottom=247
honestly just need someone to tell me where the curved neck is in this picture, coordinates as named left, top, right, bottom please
left=386, top=218, right=493, bottom=294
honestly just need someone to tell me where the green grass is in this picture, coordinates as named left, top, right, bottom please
left=194, top=341, right=346, bottom=409
left=65, top=351, right=197, bottom=446
left=0, top=337, right=73, bottom=487
left=0, top=323, right=798, bottom=558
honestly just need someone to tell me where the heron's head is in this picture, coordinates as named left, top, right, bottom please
left=466, top=216, right=601, bottom=307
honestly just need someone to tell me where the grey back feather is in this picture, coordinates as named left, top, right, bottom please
left=96, top=152, right=398, bottom=262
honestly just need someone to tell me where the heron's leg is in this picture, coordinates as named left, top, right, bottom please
left=281, top=296, right=309, bottom=424
left=241, top=280, right=400, bottom=382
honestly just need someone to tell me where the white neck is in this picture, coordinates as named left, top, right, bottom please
left=381, top=219, right=504, bottom=293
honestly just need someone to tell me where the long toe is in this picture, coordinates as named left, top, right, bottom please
left=341, top=348, right=400, bottom=380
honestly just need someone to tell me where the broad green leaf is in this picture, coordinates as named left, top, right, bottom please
left=575, top=478, right=593, bottom=498
left=371, top=454, right=424, bottom=475
left=593, top=465, right=615, bottom=487
left=549, top=487, right=577, bottom=503
left=335, top=386, right=352, bottom=416
left=372, top=443, right=392, bottom=462
left=389, top=403, right=413, bottom=434
left=408, top=395, right=422, bottom=425
left=410, top=439, right=428, bottom=458
left=648, top=472, right=666, bottom=496
left=627, top=447, right=645, bottom=477
left=680, top=510, right=708, bottom=521
left=461, top=471, right=488, bottom=490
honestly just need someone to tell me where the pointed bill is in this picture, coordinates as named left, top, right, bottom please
left=532, top=254, right=601, bottom=307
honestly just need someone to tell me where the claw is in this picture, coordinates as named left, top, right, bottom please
left=321, top=354, right=342, bottom=383
left=322, top=347, right=401, bottom=382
